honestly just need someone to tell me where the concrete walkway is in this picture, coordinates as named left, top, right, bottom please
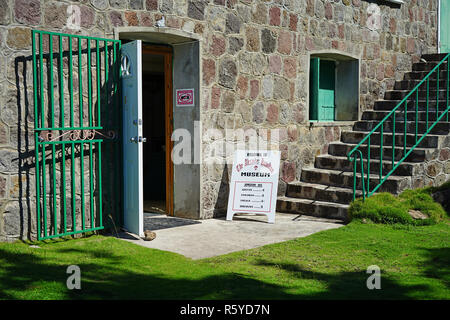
left=117, top=213, right=344, bottom=260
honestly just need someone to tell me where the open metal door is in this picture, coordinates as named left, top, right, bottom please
left=32, top=30, right=121, bottom=240
left=122, top=40, right=144, bottom=237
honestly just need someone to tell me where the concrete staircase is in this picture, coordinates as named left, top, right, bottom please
left=277, top=53, right=450, bottom=222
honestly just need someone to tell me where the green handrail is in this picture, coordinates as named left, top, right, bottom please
left=348, top=53, right=450, bottom=201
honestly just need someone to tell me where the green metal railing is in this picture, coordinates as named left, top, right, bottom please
left=32, top=30, right=121, bottom=240
left=348, top=53, right=450, bottom=201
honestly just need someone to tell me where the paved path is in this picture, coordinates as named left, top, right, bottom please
left=117, top=213, right=344, bottom=260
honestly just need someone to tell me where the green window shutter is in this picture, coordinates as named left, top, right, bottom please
left=309, top=57, right=320, bottom=121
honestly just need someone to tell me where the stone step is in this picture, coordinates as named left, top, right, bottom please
left=384, top=89, right=450, bottom=100
left=341, top=130, right=439, bottom=148
left=412, top=61, right=447, bottom=72
left=276, top=196, right=349, bottom=221
left=300, top=167, right=411, bottom=194
left=421, top=53, right=450, bottom=62
left=394, top=79, right=447, bottom=90
left=404, top=69, right=449, bottom=80
left=328, top=141, right=436, bottom=162
left=286, top=181, right=361, bottom=204
left=353, top=120, right=450, bottom=135
left=315, top=154, right=419, bottom=176
left=373, top=99, right=448, bottom=111
left=361, top=110, right=444, bottom=123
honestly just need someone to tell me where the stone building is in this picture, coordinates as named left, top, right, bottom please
left=0, top=0, right=446, bottom=241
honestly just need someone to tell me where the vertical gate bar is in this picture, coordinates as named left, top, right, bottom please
left=380, top=123, right=383, bottom=182
left=437, top=66, right=440, bottom=118
left=105, top=41, right=109, bottom=92
left=61, top=143, right=67, bottom=233
left=79, top=38, right=85, bottom=231
left=367, top=136, right=370, bottom=194
left=353, top=155, right=357, bottom=201
left=416, top=89, right=418, bottom=143
left=71, top=141, right=76, bottom=232
left=69, top=36, right=76, bottom=231
left=404, top=100, right=407, bottom=157
left=49, top=34, right=58, bottom=235
left=426, top=77, right=429, bottom=130
left=98, top=141, right=103, bottom=227
left=96, top=40, right=101, bottom=127
left=39, top=33, right=47, bottom=238
left=59, top=35, right=67, bottom=233
left=87, top=39, right=92, bottom=127
left=392, top=112, right=395, bottom=167
left=49, top=35, right=55, bottom=125
left=52, top=143, right=57, bottom=235
left=32, top=31, right=42, bottom=240
left=78, top=38, right=83, bottom=127
left=447, top=56, right=449, bottom=121
left=59, top=35, right=64, bottom=127
left=89, top=141, right=94, bottom=228
left=81, top=142, right=85, bottom=230
left=69, top=37, right=74, bottom=127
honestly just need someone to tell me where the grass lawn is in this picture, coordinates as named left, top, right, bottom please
left=0, top=220, right=448, bottom=300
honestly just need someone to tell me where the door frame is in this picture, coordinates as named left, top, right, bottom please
left=142, top=44, right=174, bottom=216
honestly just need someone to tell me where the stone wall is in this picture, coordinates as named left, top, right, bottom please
left=0, top=0, right=439, bottom=239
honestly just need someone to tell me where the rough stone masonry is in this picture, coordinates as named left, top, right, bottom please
left=0, top=0, right=439, bottom=240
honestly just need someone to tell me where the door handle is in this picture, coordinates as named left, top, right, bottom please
left=130, top=136, right=147, bottom=143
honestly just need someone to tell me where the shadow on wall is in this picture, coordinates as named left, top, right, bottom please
left=213, top=163, right=229, bottom=218
left=6, top=44, right=122, bottom=241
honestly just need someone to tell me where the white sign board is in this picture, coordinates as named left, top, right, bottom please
left=226, top=150, right=281, bottom=223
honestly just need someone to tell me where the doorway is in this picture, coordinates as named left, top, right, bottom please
left=142, top=45, right=174, bottom=217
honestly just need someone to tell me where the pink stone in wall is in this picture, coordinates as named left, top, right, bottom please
left=15, top=0, right=41, bottom=25
left=282, top=161, right=296, bottom=183
left=283, top=57, right=297, bottom=79
left=202, top=58, right=216, bottom=86
left=280, top=144, right=288, bottom=160
left=139, top=12, right=153, bottom=27
left=125, top=12, right=139, bottom=26
left=269, top=7, right=281, bottom=26
left=249, top=79, right=259, bottom=100
left=266, top=103, right=279, bottom=124
left=237, top=76, right=249, bottom=99
left=439, top=149, right=450, bottom=161
left=278, top=30, right=292, bottom=54
left=110, top=11, right=124, bottom=27
left=210, top=35, right=226, bottom=57
left=211, top=86, right=221, bottom=109
left=146, top=0, right=158, bottom=11
left=287, top=126, right=297, bottom=142
left=407, top=38, right=415, bottom=54
left=289, top=14, right=297, bottom=31
left=269, top=55, right=282, bottom=74
left=325, top=2, right=333, bottom=20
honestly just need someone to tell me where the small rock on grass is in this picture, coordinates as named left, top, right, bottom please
left=408, top=210, right=428, bottom=220
left=144, top=230, right=156, bottom=241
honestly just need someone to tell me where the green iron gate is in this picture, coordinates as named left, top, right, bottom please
left=32, top=30, right=122, bottom=240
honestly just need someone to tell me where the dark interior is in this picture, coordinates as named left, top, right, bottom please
left=142, top=53, right=166, bottom=212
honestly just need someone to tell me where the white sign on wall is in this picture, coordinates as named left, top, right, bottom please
left=226, top=150, right=281, bottom=224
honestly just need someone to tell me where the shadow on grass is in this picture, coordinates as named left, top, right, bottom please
left=253, top=260, right=431, bottom=299
left=0, top=245, right=448, bottom=300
